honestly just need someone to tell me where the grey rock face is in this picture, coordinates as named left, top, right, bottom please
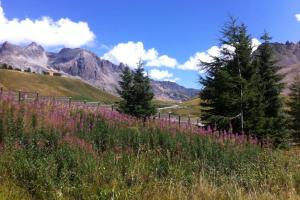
left=0, top=42, right=48, bottom=72
left=270, top=42, right=300, bottom=93
left=0, top=42, right=199, bottom=101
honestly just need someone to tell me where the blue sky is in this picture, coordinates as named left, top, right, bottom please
left=1, top=0, right=300, bottom=89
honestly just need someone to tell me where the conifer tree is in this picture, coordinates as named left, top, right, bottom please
left=287, top=75, right=300, bottom=141
left=117, top=61, right=156, bottom=118
left=131, top=61, right=156, bottom=118
left=200, top=17, right=259, bottom=137
left=117, top=66, right=134, bottom=114
left=253, top=31, right=286, bottom=145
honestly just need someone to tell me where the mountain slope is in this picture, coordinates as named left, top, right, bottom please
left=0, top=42, right=199, bottom=101
left=151, top=81, right=199, bottom=101
left=0, top=69, right=119, bottom=103
left=271, top=42, right=300, bottom=93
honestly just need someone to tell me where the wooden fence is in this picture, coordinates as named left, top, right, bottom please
left=0, top=87, right=202, bottom=127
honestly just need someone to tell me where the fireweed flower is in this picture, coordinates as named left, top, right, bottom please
left=0, top=92, right=267, bottom=147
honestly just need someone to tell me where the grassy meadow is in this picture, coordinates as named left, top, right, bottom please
left=0, top=69, right=119, bottom=103
left=0, top=93, right=300, bottom=200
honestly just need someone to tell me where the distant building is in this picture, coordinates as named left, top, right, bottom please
left=42, top=70, right=61, bottom=76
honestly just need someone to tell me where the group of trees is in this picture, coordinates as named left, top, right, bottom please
left=117, top=61, right=156, bottom=119
left=117, top=17, right=300, bottom=147
left=199, top=17, right=300, bottom=146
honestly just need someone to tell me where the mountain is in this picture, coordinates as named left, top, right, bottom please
left=270, top=42, right=300, bottom=93
left=0, top=42, right=48, bottom=72
left=0, top=42, right=199, bottom=101
left=151, top=81, right=199, bottom=101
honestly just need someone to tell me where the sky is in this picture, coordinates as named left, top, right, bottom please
left=1, top=0, right=300, bottom=89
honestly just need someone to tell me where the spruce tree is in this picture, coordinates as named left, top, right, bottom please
left=287, top=75, right=300, bottom=142
left=200, top=18, right=260, bottom=137
left=253, top=31, right=286, bottom=145
left=131, top=61, right=156, bottom=118
left=117, top=61, right=156, bottom=118
left=255, top=32, right=283, bottom=120
left=117, top=66, right=134, bottom=115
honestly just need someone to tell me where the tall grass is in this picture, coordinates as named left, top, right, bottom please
left=0, top=94, right=299, bottom=199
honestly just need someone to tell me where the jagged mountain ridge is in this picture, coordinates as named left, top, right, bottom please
left=0, top=42, right=198, bottom=101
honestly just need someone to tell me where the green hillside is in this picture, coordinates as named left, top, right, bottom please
left=0, top=69, right=119, bottom=103
left=160, top=97, right=201, bottom=118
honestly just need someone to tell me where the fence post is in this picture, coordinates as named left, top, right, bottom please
left=111, top=104, right=114, bottom=111
left=35, top=92, right=39, bottom=102
left=69, top=97, right=72, bottom=108
left=0, top=87, right=3, bottom=99
left=84, top=100, right=87, bottom=108
left=188, top=114, right=191, bottom=125
left=178, top=115, right=181, bottom=127
left=18, top=90, right=21, bottom=104
left=168, top=112, right=171, bottom=123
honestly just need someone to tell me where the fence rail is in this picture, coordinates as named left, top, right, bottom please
left=0, top=87, right=203, bottom=128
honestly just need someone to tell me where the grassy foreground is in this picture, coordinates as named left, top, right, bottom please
left=0, top=69, right=119, bottom=103
left=0, top=96, right=300, bottom=199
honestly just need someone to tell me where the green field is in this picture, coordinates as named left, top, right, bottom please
left=160, top=98, right=201, bottom=118
left=0, top=69, right=119, bottom=103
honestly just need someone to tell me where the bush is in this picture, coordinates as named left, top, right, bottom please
left=24, top=68, right=31, bottom=73
left=0, top=63, right=8, bottom=69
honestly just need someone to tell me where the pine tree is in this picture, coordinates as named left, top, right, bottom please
left=200, top=17, right=240, bottom=132
left=117, top=66, right=134, bottom=115
left=255, top=32, right=283, bottom=120
left=117, top=61, right=156, bottom=118
left=253, top=31, right=286, bottom=145
left=131, top=61, right=156, bottom=118
left=287, top=75, right=300, bottom=142
left=200, top=17, right=260, bottom=137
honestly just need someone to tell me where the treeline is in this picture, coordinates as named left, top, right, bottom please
left=0, top=63, right=33, bottom=73
left=0, top=63, right=62, bottom=76
left=200, top=17, right=300, bottom=147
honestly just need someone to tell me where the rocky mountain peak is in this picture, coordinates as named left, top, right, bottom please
left=0, top=42, right=199, bottom=101
left=25, top=42, right=45, bottom=57
left=0, top=41, right=22, bottom=53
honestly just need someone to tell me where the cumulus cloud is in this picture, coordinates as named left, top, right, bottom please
left=102, top=41, right=177, bottom=68
left=179, top=38, right=260, bottom=72
left=148, top=69, right=179, bottom=82
left=296, top=14, right=300, bottom=21
left=251, top=38, right=261, bottom=52
left=0, top=4, right=95, bottom=47
left=178, top=45, right=222, bottom=72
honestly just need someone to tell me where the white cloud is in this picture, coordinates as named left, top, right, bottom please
left=146, top=55, right=177, bottom=68
left=0, top=4, right=95, bottom=47
left=251, top=38, right=261, bottom=52
left=179, top=38, right=260, bottom=72
left=148, top=69, right=179, bottom=82
left=178, top=46, right=220, bottom=72
left=296, top=14, right=300, bottom=21
left=102, top=41, right=177, bottom=68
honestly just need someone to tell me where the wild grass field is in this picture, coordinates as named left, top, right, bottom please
left=0, top=69, right=119, bottom=103
left=0, top=94, right=300, bottom=200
